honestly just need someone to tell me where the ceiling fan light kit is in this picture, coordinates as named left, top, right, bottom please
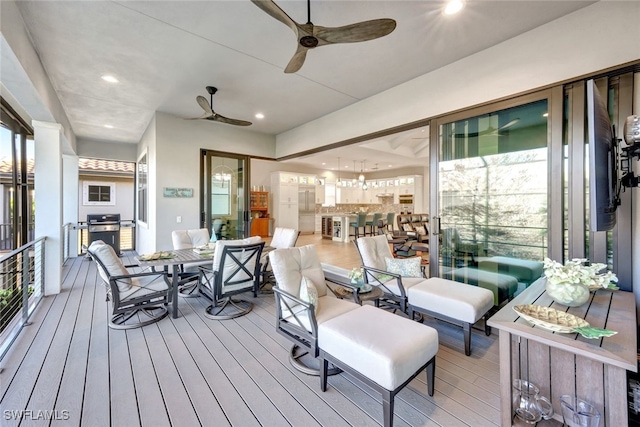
left=251, top=0, right=396, bottom=73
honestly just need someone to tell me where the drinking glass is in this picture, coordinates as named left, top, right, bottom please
left=559, top=395, right=600, bottom=427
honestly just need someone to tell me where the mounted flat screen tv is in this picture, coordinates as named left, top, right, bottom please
left=587, top=79, right=619, bottom=232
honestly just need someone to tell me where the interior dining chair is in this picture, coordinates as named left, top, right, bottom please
left=199, top=238, right=264, bottom=320
left=87, top=240, right=171, bottom=329
left=171, top=228, right=213, bottom=297
left=365, top=213, right=382, bottom=236
left=349, top=212, right=367, bottom=240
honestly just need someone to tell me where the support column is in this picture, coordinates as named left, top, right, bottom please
left=63, top=155, right=79, bottom=258
left=33, top=120, right=63, bottom=295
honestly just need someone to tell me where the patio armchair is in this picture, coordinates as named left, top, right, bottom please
left=199, top=238, right=265, bottom=320
left=269, top=244, right=360, bottom=375
left=355, top=235, right=426, bottom=313
left=171, top=228, right=213, bottom=297
left=260, top=227, right=300, bottom=290
left=87, top=240, right=171, bottom=330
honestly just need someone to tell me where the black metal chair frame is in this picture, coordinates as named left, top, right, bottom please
left=272, top=284, right=355, bottom=376
left=199, top=242, right=264, bottom=320
left=87, top=246, right=171, bottom=330
left=354, top=239, right=426, bottom=314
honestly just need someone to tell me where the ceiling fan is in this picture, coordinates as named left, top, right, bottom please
left=251, top=0, right=396, bottom=73
left=185, top=86, right=252, bottom=126
left=452, top=118, right=520, bottom=138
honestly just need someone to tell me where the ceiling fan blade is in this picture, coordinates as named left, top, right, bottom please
left=285, top=44, right=309, bottom=74
left=196, top=95, right=214, bottom=115
left=184, top=112, right=212, bottom=120
left=250, top=0, right=299, bottom=34
left=314, top=19, right=396, bottom=44
left=209, top=114, right=252, bottom=127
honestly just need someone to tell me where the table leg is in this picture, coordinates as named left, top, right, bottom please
left=171, top=264, right=179, bottom=318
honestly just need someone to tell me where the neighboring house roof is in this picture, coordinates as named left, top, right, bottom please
left=0, top=157, right=134, bottom=176
left=78, top=158, right=135, bottom=175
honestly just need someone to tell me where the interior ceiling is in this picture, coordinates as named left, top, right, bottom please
left=15, top=0, right=594, bottom=171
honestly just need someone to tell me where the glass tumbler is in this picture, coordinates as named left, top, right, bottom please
left=559, top=395, right=601, bottom=427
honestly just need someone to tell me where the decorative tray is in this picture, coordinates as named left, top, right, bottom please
left=513, top=304, right=617, bottom=339
left=513, top=304, right=588, bottom=333
left=139, top=251, right=175, bottom=261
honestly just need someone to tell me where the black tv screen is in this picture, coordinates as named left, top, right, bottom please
left=587, top=79, right=618, bottom=232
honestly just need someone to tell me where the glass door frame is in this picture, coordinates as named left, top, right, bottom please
left=200, top=149, right=251, bottom=239
left=428, top=88, right=564, bottom=278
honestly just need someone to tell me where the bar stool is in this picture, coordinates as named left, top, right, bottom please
left=349, top=213, right=367, bottom=239
left=386, top=212, right=395, bottom=232
left=365, top=213, right=382, bottom=236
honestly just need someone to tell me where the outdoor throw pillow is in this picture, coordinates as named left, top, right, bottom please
left=402, top=223, right=414, bottom=232
left=414, top=225, right=427, bottom=236
left=299, top=275, right=319, bottom=315
left=385, top=256, right=422, bottom=278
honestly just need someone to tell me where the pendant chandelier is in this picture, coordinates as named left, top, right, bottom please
left=336, top=157, right=342, bottom=187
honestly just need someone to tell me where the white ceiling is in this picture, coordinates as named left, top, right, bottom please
left=15, top=0, right=594, bottom=169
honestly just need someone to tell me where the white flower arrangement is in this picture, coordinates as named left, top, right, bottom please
left=348, top=267, right=363, bottom=282
left=543, top=258, right=618, bottom=290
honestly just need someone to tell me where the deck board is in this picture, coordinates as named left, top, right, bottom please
left=0, top=235, right=502, bottom=426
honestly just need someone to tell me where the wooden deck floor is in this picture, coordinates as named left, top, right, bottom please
left=0, top=235, right=501, bottom=426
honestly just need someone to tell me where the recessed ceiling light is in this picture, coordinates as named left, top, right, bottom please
left=388, top=164, right=393, bottom=168
left=543, top=112, right=549, bottom=118
left=255, top=113, right=265, bottom=119
left=104, top=124, right=114, bottom=129
left=101, top=75, right=119, bottom=83
left=321, top=162, right=326, bottom=165
left=444, top=0, right=464, bottom=15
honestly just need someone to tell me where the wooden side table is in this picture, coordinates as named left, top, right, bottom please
left=334, top=284, right=384, bottom=306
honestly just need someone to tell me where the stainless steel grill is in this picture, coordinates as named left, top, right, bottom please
left=87, top=214, right=121, bottom=255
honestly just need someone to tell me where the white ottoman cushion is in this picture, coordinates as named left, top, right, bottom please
left=408, top=278, right=494, bottom=324
left=319, top=305, right=438, bottom=390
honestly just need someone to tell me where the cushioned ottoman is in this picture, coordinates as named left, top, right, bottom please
left=407, top=277, right=494, bottom=356
left=477, top=256, right=544, bottom=286
left=448, top=267, right=518, bottom=306
left=319, top=305, right=438, bottom=427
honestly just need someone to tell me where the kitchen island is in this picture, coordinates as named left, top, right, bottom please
left=487, top=278, right=636, bottom=426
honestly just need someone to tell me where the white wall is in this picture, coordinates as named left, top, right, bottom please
left=276, top=2, right=640, bottom=158
left=152, top=111, right=277, bottom=250
left=77, top=177, right=134, bottom=221
left=136, top=115, right=157, bottom=255
left=0, top=1, right=76, bottom=154
left=76, top=138, right=138, bottom=162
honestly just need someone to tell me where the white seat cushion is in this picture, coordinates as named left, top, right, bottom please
left=378, top=276, right=424, bottom=296
left=282, top=295, right=359, bottom=332
left=120, top=274, right=170, bottom=302
left=407, top=278, right=494, bottom=324
left=319, top=305, right=438, bottom=390
left=89, top=241, right=131, bottom=292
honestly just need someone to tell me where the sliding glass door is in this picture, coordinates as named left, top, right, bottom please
left=431, top=96, right=550, bottom=280
left=200, top=150, right=250, bottom=240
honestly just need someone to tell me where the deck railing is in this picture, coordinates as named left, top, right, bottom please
left=0, top=237, right=46, bottom=362
left=63, top=221, right=136, bottom=260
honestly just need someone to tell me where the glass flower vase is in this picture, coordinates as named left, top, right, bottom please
left=545, top=279, right=590, bottom=307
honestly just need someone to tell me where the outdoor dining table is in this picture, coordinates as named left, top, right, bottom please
left=136, top=244, right=276, bottom=318
left=136, top=248, right=215, bottom=318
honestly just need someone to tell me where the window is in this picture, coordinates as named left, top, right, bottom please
left=82, top=181, right=115, bottom=205
left=137, top=152, right=148, bottom=224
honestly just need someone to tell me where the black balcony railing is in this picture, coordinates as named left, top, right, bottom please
left=0, top=237, right=46, bottom=362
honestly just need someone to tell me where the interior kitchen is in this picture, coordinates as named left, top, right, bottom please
left=248, top=150, right=428, bottom=241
